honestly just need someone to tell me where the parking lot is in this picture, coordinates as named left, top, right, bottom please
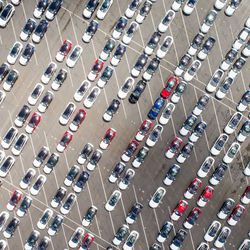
left=0, top=0, right=249, bottom=249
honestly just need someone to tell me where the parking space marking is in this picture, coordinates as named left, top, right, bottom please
left=43, top=130, right=51, bottom=153
left=10, top=19, right=18, bottom=43
left=29, top=134, right=37, bottom=157
left=189, top=230, right=195, bottom=250
left=0, top=35, right=2, bottom=44
left=55, top=16, right=64, bottom=43
left=167, top=206, right=176, bottom=235
left=44, top=34, right=53, bottom=62
left=132, top=185, right=149, bottom=249
left=153, top=208, right=166, bottom=249
left=213, top=23, right=225, bottom=60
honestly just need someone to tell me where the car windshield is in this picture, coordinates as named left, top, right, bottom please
left=37, top=0, right=48, bottom=10
left=129, top=0, right=140, bottom=10
left=70, top=47, right=80, bottom=60
left=1, top=5, right=12, bottom=19
left=35, top=23, right=45, bottom=34
left=162, top=11, right=174, bottom=25
left=23, top=46, right=33, bottom=58
left=87, top=0, right=98, bottom=10
left=15, top=135, right=25, bottom=148
left=90, top=152, right=100, bottom=164
left=127, top=23, right=137, bottom=36
left=45, top=64, right=55, bottom=76
left=49, top=1, right=60, bottom=13
left=31, top=86, right=42, bottom=98
left=10, top=44, right=20, bottom=56
left=4, top=128, right=15, bottom=143
left=100, top=0, right=110, bottom=11
left=116, top=18, right=126, bottom=32
left=205, top=11, right=216, bottom=25
left=87, top=89, right=98, bottom=102
left=103, top=39, right=115, bottom=53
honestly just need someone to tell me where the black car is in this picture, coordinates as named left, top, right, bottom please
left=20, top=18, right=36, bottom=41
left=37, top=236, right=50, bottom=250
left=170, top=229, right=187, bottom=249
left=129, top=80, right=147, bottom=103
left=24, top=230, right=40, bottom=249
left=64, top=165, right=80, bottom=186
left=44, top=153, right=59, bottom=174
left=32, top=19, right=49, bottom=43
left=3, top=217, right=20, bottom=238
left=73, top=171, right=90, bottom=193
left=103, top=99, right=120, bottom=122
left=51, top=186, right=66, bottom=208
left=0, top=62, right=10, bottom=83
left=14, top=104, right=31, bottom=127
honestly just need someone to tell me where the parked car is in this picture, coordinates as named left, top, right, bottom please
left=188, top=33, right=205, bottom=56
left=0, top=63, right=10, bottom=84
left=157, top=221, right=173, bottom=243
left=176, top=142, right=194, bottom=164
left=82, top=20, right=99, bottom=43
left=118, top=77, right=134, bottom=99
left=112, top=16, right=128, bottom=39
left=19, top=168, right=36, bottom=189
left=214, top=226, right=231, bottom=248
left=225, top=0, right=242, bottom=16
left=0, top=150, right=5, bottom=165
left=56, top=131, right=73, bottom=152
left=69, top=109, right=86, bottom=132
left=163, top=164, right=181, bottom=186
left=51, top=69, right=67, bottom=91
left=156, top=36, right=173, bottom=59
left=210, top=133, right=229, bottom=155
left=227, top=204, right=245, bottom=226
left=7, top=42, right=23, bottom=64
left=20, top=18, right=36, bottom=41
left=36, top=236, right=50, bottom=249
left=28, top=83, right=44, bottom=105
left=47, top=214, right=64, bottom=236
left=200, top=10, right=217, bottom=34
left=148, top=97, right=165, bottom=120
left=240, top=186, right=250, bottom=205
left=206, top=69, right=224, bottom=92
left=197, top=36, right=216, bottom=60
left=36, top=89, right=54, bottom=112
left=209, top=162, right=228, bottom=185
left=79, top=233, right=94, bottom=250
left=43, top=152, right=59, bottom=174
left=125, top=0, right=142, bottom=18
left=11, top=133, right=28, bottom=156
left=103, top=99, right=120, bottom=122
left=170, top=200, right=188, bottom=221
left=105, top=190, right=121, bottom=211
left=74, top=81, right=90, bottom=102
left=122, top=230, right=139, bottom=250
left=135, top=119, right=152, bottom=141
left=179, top=114, right=198, bottom=136
left=131, top=53, right=148, bottom=77
left=0, top=156, right=15, bottom=178
left=64, top=165, right=80, bottom=187
left=158, top=9, right=175, bottom=33
left=217, top=198, right=235, bottom=219
left=3, top=217, right=20, bottom=239
left=184, top=178, right=202, bottom=199
left=37, top=208, right=53, bottom=229
left=1, top=126, right=18, bottom=149
left=129, top=80, right=147, bottom=103
left=82, top=206, right=98, bottom=227
left=59, top=102, right=76, bottom=125
left=16, top=195, right=32, bottom=217
left=32, top=19, right=48, bottom=43
left=165, top=137, right=183, bottom=159
left=87, top=59, right=104, bottom=81
left=142, top=57, right=160, bottom=81
left=25, top=112, right=41, bottom=133
left=7, top=190, right=22, bottom=211
left=0, top=3, right=15, bottom=28
left=189, top=121, right=207, bottom=143
left=14, top=104, right=31, bottom=127
left=146, top=124, right=163, bottom=147
left=110, top=43, right=127, bottom=66
left=144, top=32, right=161, bottom=55
left=55, top=40, right=72, bottom=62
left=149, top=187, right=166, bottom=208
left=238, top=239, right=250, bottom=250
left=68, top=227, right=85, bottom=248
left=121, top=140, right=139, bottom=162
left=161, top=76, right=178, bottom=99
left=30, top=174, right=47, bottom=196
left=33, top=0, right=50, bottom=19
left=126, top=202, right=143, bottom=224
left=51, top=186, right=66, bottom=208
left=41, top=61, right=57, bottom=84
left=96, top=0, right=113, bottom=19
left=118, top=168, right=135, bottom=190
left=174, top=54, right=192, bottom=76
left=220, top=48, right=238, bottom=71
left=77, top=143, right=94, bottom=165
left=82, top=0, right=100, bottom=19
left=86, top=149, right=103, bottom=171
left=214, top=0, right=229, bottom=10
left=183, top=0, right=198, bottom=15
left=112, top=224, right=129, bottom=246
left=224, top=112, right=242, bottom=134
left=99, top=38, right=116, bottom=61
left=223, top=142, right=240, bottom=164
left=0, top=211, right=9, bottom=231
left=228, top=57, right=246, bottom=79
left=183, top=207, right=202, bottom=229
left=33, top=146, right=49, bottom=168
left=66, top=45, right=83, bottom=68
left=19, top=43, right=35, bottom=66
left=237, top=120, right=249, bottom=143
left=243, top=161, right=250, bottom=176
left=97, top=66, right=114, bottom=88
left=108, top=161, right=126, bottom=183
left=3, top=69, right=19, bottom=91
left=241, top=40, right=250, bottom=57
left=60, top=192, right=77, bottom=215
left=204, top=220, right=221, bottom=242
left=183, top=60, right=201, bottom=82
left=73, top=171, right=90, bottom=193
left=169, top=229, right=187, bottom=250
left=122, top=21, right=139, bottom=44
left=99, top=128, right=116, bottom=150
left=237, top=90, right=250, bottom=112
left=45, top=0, right=63, bottom=20
left=197, top=156, right=215, bottom=178
left=135, top=0, right=152, bottom=24
left=171, top=81, right=187, bottom=104
left=197, top=186, right=214, bottom=207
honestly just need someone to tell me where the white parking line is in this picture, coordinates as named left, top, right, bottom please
left=188, top=230, right=195, bottom=250
left=0, top=35, right=2, bottom=44
left=132, top=185, right=149, bottom=249
left=213, top=23, right=224, bottom=60
left=44, top=130, right=51, bottom=153
left=167, top=206, right=176, bottom=235
left=44, top=34, right=53, bottom=62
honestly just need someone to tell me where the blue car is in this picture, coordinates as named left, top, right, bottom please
left=148, top=97, right=165, bottom=119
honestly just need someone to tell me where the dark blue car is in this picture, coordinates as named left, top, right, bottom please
left=148, top=97, right=165, bottom=120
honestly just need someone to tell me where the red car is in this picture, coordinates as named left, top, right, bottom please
left=99, top=128, right=116, bottom=150
left=87, top=59, right=104, bottom=81
left=69, top=109, right=86, bottom=132
left=56, top=131, right=73, bottom=153
left=171, top=200, right=188, bottom=221
left=241, top=186, right=250, bottom=205
left=25, top=112, right=41, bottom=134
left=56, top=39, right=72, bottom=62
left=183, top=207, right=202, bottom=229
left=79, top=233, right=94, bottom=250
left=227, top=204, right=245, bottom=226
left=161, top=76, right=178, bottom=98
left=135, top=119, right=152, bottom=142
left=165, top=137, right=183, bottom=159
left=7, top=190, right=22, bottom=211
left=184, top=178, right=202, bottom=199
left=121, top=140, right=139, bottom=162
left=197, top=186, right=214, bottom=207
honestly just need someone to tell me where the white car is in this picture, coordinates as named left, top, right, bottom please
left=206, top=69, right=224, bottom=92
left=30, top=174, right=47, bottom=196
left=227, top=204, right=245, bottom=226
left=189, top=121, right=207, bottom=143
left=19, top=43, right=35, bottom=66
left=99, top=38, right=116, bottom=61
left=241, top=186, right=250, bottom=205
left=68, top=227, right=85, bottom=248
left=156, top=36, right=173, bottom=59
left=171, top=0, right=184, bottom=12
left=158, top=10, right=175, bottom=33
left=214, top=0, right=228, bottom=10
left=118, top=168, right=135, bottom=190
left=225, top=0, right=242, bottom=16
left=99, top=128, right=116, bottom=150
left=105, top=190, right=121, bottom=211
left=16, top=196, right=32, bottom=217
left=192, top=94, right=210, bottom=115
left=0, top=211, right=9, bottom=231
left=220, top=48, right=238, bottom=71
left=174, top=54, right=191, bottom=76
left=123, top=231, right=139, bottom=250
left=0, top=240, right=7, bottom=250
left=59, top=102, right=76, bottom=125
left=11, top=133, right=29, bottom=156
left=96, top=0, right=113, bottom=20
left=86, top=149, right=102, bottom=171
left=179, top=114, right=197, bottom=136
left=74, top=80, right=91, bottom=102
left=214, top=227, right=231, bottom=248
left=117, top=77, right=134, bottom=99
left=81, top=206, right=98, bottom=226
left=227, top=57, right=246, bottom=79
left=45, top=0, right=63, bottom=20
left=237, top=120, right=249, bottom=143
left=11, top=0, right=21, bottom=5
left=176, top=142, right=193, bottom=164
left=122, top=21, right=139, bottom=45
left=149, top=187, right=166, bottom=208
left=241, top=40, right=250, bottom=57
left=110, top=44, right=127, bottom=67
left=224, top=112, right=242, bottom=134
left=77, top=143, right=94, bottom=165
left=217, top=198, right=235, bottom=219
left=197, top=36, right=216, bottom=61
left=7, top=42, right=23, bottom=64
left=66, top=45, right=83, bottom=68
left=0, top=3, right=15, bottom=28
left=233, top=28, right=249, bottom=50
left=183, top=0, right=198, bottom=15
left=82, top=0, right=100, bottom=19
left=83, top=86, right=101, bottom=108
left=187, top=33, right=205, bottom=56
left=238, top=239, right=250, bottom=250
left=200, top=10, right=217, bottom=34
left=135, top=0, right=152, bottom=24
left=60, top=192, right=77, bottom=215
left=125, top=0, right=142, bottom=18
left=146, top=124, right=163, bottom=147
left=37, top=209, right=53, bottom=230
left=33, top=146, right=49, bottom=168
left=159, top=103, right=175, bottom=125
left=215, top=77, right=234, bottom=99
left=19, top=168, right=36, bottom=189
left=33, top=0, right=50, bottom=18
left=197, top=156, right=215, bottom=178
left=1, top=126, right=18, bottom=149
left=112, top=16, right=128, bottom=39
left=243, top=161, right=250, bottom=176
left=223, top=142, right=240, bottom=164
left=112, top=224, right=129, bottom=246
left=183, top=60, right=201, bottom=82
left=28, top=83, right=44, bottom=105
left=82, top=20, right=99, bottom=43
left=41, top=62, right=57, bottom=84
left=47, top=214, right=64, bottom=236
left=0, top=156, right=15, bottom=178
left=204, top=220, right=221, bottom=242
left=108, top=161, right=126, bottom=183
